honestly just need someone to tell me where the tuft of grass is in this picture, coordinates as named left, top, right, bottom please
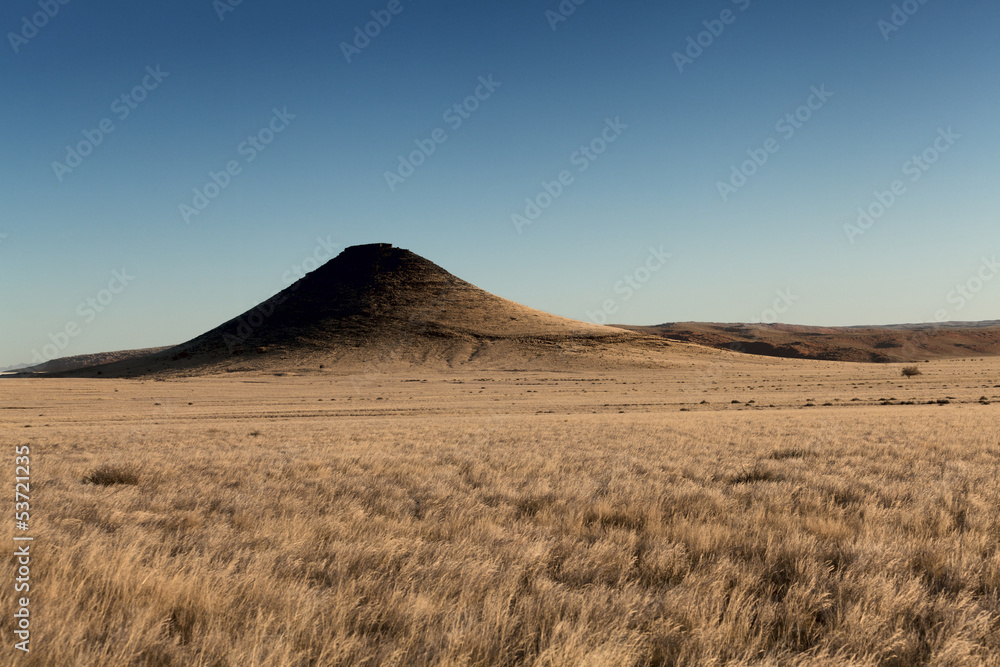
left=83, top=462, right=141, bottom=486
left=769, top=447, right=812, bottom=460
left=901, top=366, right=922, bottom=378
left=728, top=463, right=782, bottom=485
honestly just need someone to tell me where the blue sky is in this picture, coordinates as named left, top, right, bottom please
left=1, top=0, right=998, bottom=367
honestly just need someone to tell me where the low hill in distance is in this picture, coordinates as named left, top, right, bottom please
left=12, top=347, right=173, bottom=375
left=624, top=321, right=1000, bottom=363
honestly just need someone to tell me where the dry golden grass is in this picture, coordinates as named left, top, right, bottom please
left=1, top=356, right=999, bottom=665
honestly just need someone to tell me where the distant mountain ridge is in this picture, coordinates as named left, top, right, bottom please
left=623, top=321, right=1000, bottom=363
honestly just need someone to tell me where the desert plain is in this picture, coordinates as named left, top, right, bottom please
left=2, top=346, right=998, bottom=666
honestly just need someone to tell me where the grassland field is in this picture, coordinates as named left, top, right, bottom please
left=1, top=354, right=999, bottom=665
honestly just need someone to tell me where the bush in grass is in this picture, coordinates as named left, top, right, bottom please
left=83, top=462, right=141, bottom=486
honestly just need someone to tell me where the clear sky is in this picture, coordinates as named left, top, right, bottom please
left=1, top=0, right=998, bottom=368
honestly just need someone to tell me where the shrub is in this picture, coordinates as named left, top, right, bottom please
left=83, top=463, right=141, bottom=486
left=769, top=447, right=811, bottom=460
left=727, top=463, right=781, bottom=485
left=901, top=366, right=922, bottom=378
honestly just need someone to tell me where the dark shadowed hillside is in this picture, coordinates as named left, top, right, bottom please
left=56, top=244, right=678, bottom=377
left=12, top=347, right=173, bottom=374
